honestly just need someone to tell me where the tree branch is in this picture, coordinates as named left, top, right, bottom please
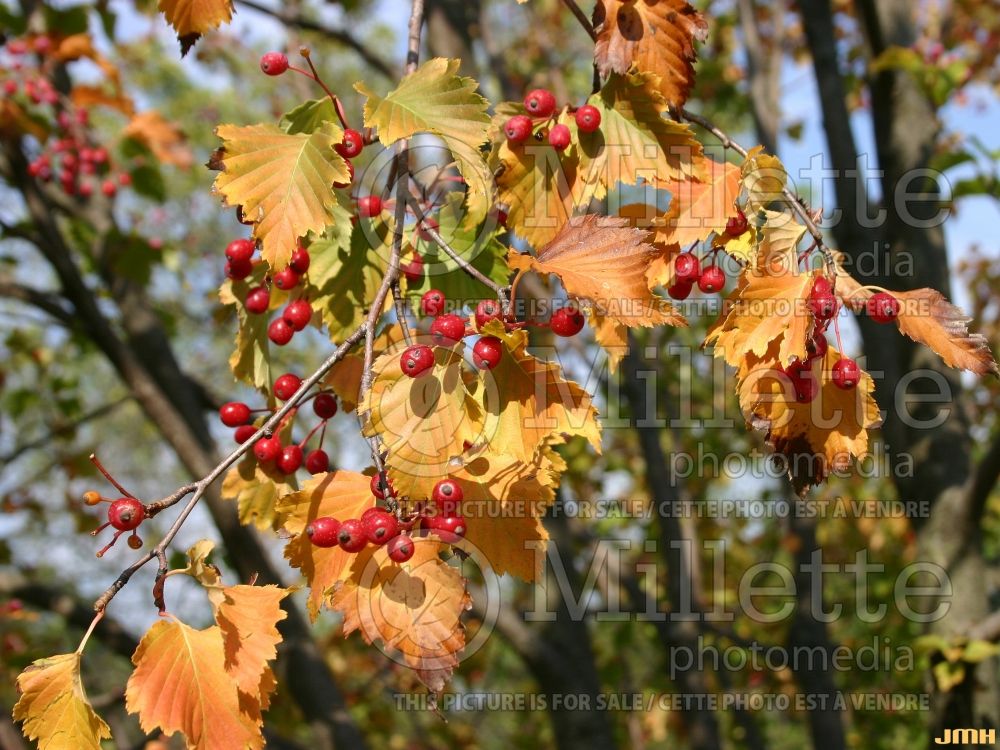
left=0, top=279, right=75, bottom=326
left=559, top=0, right=597, bottom=41
left=0, top=396, right=130, bottom=465
left=236, top=0, right=395, bottom=79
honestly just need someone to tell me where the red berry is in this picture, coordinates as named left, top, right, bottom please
left=371, top=473, right=393, bottom=499
left=219, top=401, right=251, bottom=427
left=504, top=115, right=533, bottom=143
left=674, top=252, right=701, bottom=283
left=550, top=307, right=585, bottom=337
left=245, top=286, right=270, bottom=314
left=473, top=336, right=503, bottom=369
left=254, top=436, right=282, bottom=462
left=402, top=253, right=424, bottom=284
left=524, top=88, right=556, bottom=118
left=698, top=265, right=726, bottom=293
left=400, top=344, right=435, bottom=377
left=807, top=332, right=829, bottom=360
left=306, top=516, right=341, bottom=547
left=273, top=266, right=300, bottom=291
left=786, top=361, right=819, bottom=403
left=313, top=393, right=338, bottom=419
left=575, top=105, right=602, bottom=133
left=475, top=299, right=502, bottom=330
left=101, top=180, right=116, bottom=198
left=364, top=510, right=399, bottom=545
left=809, top=289, right=838, bottom=321
left=277, top=444, right=303, bottom=474
left=289, top=245, right=310, bottom=274
left=260, top=52, right=289, bottom=76
left=234, top=425, right=258, bottom=444
left=726, top=209, right=748, bottom=237
left=548, top=123, right=571, bottom=151
left=420, top=289, right=446, bottom=317
left=267, top=318, right=294, bottom=346
left=226, top=238, right=255, bottom=263
left=283, top=299, right=313, bottom=331
left=225, top=258, right=253, bottom=280
left=338, top=519, right=368, bottom=552
left=108, top=498, right=144, bottom=531
left=431, top=314, right=467, bottom=346
left=118, top=172, right=132, bottom=186
left=832, top=358, right=860, bottom=390
left=867, top=292, right=900, bottom=324
left=668, top=280, right=694, bottom=300
left=336, top=128, right=364, bottom=159
left=387, top=534, right=415, bottom=563
left=357, top=195, right=382, bottom=218
left=432, top=479, right=464, bottom=516
left=305, top=449, right=330, bottom=474
left=812, top=276, right=833, bottom=297
left=425, top=514, right=467, bottom=543
left=274, top=373, right=302, bottom=401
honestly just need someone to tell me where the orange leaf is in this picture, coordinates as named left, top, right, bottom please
left=125, top=619, right=263, bottom=750
left=508, top=215, right=685, bottom=328
left=593, top=0, right=707, bottom=108
left=13, top=653, right=111, bottom=750
left=158, top=0, right=235, bottom=55
left=661, top=158, right=742, bottom=247
left=737, top=340, right=881, bottom=492
left=894, top=288, right=998, bottom=376
left=330, top=538, right=470, bottom=692
left=276, top=471, right=376, bottom=618
left=217, top=585, right=289, bottom=698
left=123, top=111, right=192, bottom=168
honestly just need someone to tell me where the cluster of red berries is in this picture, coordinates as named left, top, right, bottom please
left=667, top=211, right=749, bottom=300
left=219, top=382, right=338, bottom=476
left=83, top=458, right=148, bottom=558
left=258, top=51, right=367, bottom=190
left=305, top=476, right=468, bottom=563
left=4, top=36, right=133, bottom=197
left=223, top=238, right=315, bottom=346
left=502, top=88, right=602, bottom=152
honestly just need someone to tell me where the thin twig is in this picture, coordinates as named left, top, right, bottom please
left=561, top=0, right=597, bottom=40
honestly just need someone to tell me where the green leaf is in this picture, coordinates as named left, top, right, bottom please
left=410, top=193, right=510, bottom=305
left=309, top=217, right=391, bottom=342
left=129, top=164, right=166, bottom=202
left=280, top=98, right=339, bottom=135
left=963, top=639, right=1000, bottom=664
left=357, top=57, right=493, bottom=229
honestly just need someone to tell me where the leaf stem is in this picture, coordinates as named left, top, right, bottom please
left=299, top=48, right=351, bottom=130
left=75, top=611, right=104, bottom=654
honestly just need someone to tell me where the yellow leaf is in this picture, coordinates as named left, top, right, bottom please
left=125, top=619, right=263, bottom=750
left=360, top=343, right=486, bottom=499
left=217, top=585, right=289, bottom=698
left=330, top=538, right=470, bottom=692
left=221, top=456, right=295, bottom=531
left=579, top=73, right=704, bottom=189
left=477, top=323, right=601, bottom=461
left=123, top=111, right=192, bottom=168
left=13, top=653, right=111, bottom=750
left=508, top=215, right=685, bottom=328
left=324, top=326, right=408, bottom=411
left=175, top=540, right=224, bottom=608
left=586, top=309, right=630, bottom=374
left=213, top=122, right=349, bottom=269
left=359, top=58, right=493, bottom=228
left=593, top=0, right=707, bottom=108
left=275, top=471, right=376, bottom=618
left=741, top=146, right=787, bottom=213
left=660, top=157, right=742, bottom=247
left=158, top=0, right=235, bottom=55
